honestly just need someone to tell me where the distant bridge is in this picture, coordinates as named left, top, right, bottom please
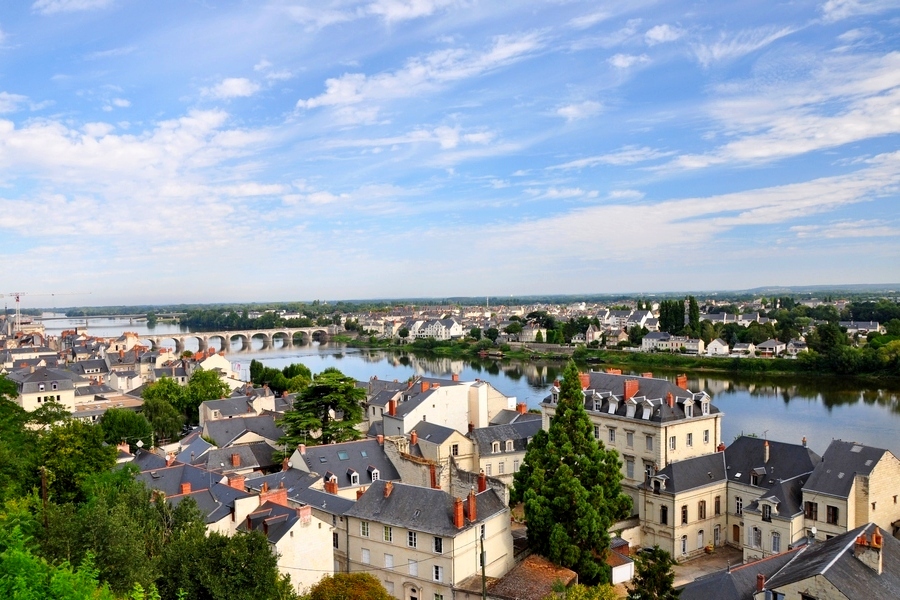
left=142, top=325, right=340, bottom=353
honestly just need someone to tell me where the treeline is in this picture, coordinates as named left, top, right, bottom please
left=178, top=308, right=340, bottom=331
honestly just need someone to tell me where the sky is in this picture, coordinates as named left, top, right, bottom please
left=1, top=0, right=900, bottom=307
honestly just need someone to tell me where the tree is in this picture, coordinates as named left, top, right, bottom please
left=0, top=393, right=41, bottom=502
left=687, top=296, right=700, bottom=336
left=39, top=419, right=117, bottom=504
left=535, top=330, right=544, bottom=343
left=469, top=327, right=482, bottom=341
left=278, top=368, right=365, bottom=446
left=398, top=327, right=409, bottom=341
left=484, top=327, right=500, bottom=342
left=141, top=396, right=184, bottom=443
left=100, top=408, right=153, bottom=452
left=626, top=546, right=679, bottom=600
left=306, top=573, right=393, bottom=600
left=545, top=582, right=618, bottom=600
left=504, top=322, right=524, bottom=336
left=511, top=362, right=631, bottom=584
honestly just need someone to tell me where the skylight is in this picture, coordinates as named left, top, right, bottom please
left=338, top=451, right=349, bottom=460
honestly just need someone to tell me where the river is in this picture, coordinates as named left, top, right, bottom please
left=39, top=314, right=900, bottom=457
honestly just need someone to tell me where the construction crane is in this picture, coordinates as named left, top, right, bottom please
left=3, top=291, right=88, bottom=335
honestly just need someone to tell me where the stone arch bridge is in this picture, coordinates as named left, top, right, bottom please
left=143, top=326, right=339, bottom=353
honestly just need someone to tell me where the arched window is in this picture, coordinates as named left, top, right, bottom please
left=681, top=505, right=688, bottom=525
left=491, top=441, right=500, bottom=454
left=680, top=535, right=687, bottom=555
left=772, top=532, right=781, bottom=553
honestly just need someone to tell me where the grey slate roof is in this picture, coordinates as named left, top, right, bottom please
left=411, top=420, right=457, bottom=444
left=202, top=396, right=255, bottom=418
left=724, top=436, right=820, bottom=490
left=300, top=438, right=400, bottom=488
left=680, top=547, right=802, bottom=600
left=247, top=470, right=357, bottom=516
left=175, top=436, right=214, bottom=464
left=803, top=440, right=888, bottom=498
left=202, top=414, right=284, bottom=447
left=345, top=480, right=507, bottom=536
left=764, top=523, right=900, bottom=599
left=489, top=409, right=542, bottom=426
left=7, top=366, right=83, bottom=392
left=647, top=452, right=727, bottom=494
left=238, top=501, right=300, bottom=544
left=470, top=419, right=542, bottom=455
left=197, top=442, right=277, bottom=473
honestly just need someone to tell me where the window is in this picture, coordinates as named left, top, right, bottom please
left=434, top=595, right=444, bottom=600
left=703, top=429, right=709, bottom=444
left=361, top=521, right=369, bottom=537
left=451, top=444, right=459, bottom=456
left=594, top=425, right=601, bottom=440
left=697, top=530, right=704, bottom=550
left=804, top=501, right=818, bottom=521
left=750, top=527, right=762, bottom=549
left=370, top=469, right=380, bottom=481
left=384, top=526, right=393, bottom=542
left=763, top=504, right=772, bottom=522
left=485, top=463, right=492, bottom=476
left=361, top=548, right=370, bottom=564
left=702, top=402, right=709, bottom=416
left=38, top=384, right=45, bottom=392
left=680, top=535, right=687, bottom=555
left=333, top=532, right=339, bottom=548
left=498, top=462, right=505, bottom=474
left=626, top=432, right=634, bottom=447
left=681, top=505, right=688, bottom=525
left=772, top=532, right=781, bottom=553
left=660, top=506, right=668, bottom=525
left=385, top=582, right=394, bottom=595
left=714, top=496, right=721, bottom=516
left=384, top=553, right=393, bottom=569
left=433, top=537, right=443, bottom=554
left=736, top=497, right=743, bottom=516
left=433, top=565, right=444, bottom=582
left=491, top=441, right=500, bottom=453
left=669, top=436, right=676, bottom=450
left=626, top=458, right=634, bottom=479
left=409, top=559, right=418, bottom=576
left=687, top=433, right=693, bottom=447
left=698, top=500, right=706, bottom=520
left=505, top=440, right=513, bottom=452
left=827, top=505, right=839, bottom=525
left=646, top=435, right=654, bottom=451
left=608, top=428, right=616, bottom=444
left=350, top=472, right=359, bottom=485
left=513, top=459, right=520, bottom=472
left=685, top=404, right=693, bottom=417
left=408, top=531, right=417, bottom=548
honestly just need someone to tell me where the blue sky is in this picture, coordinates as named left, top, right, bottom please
left=1, top=0, right=899, bottom=306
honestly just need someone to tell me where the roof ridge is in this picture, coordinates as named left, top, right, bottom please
left=730, top=546, right=804, bottom=572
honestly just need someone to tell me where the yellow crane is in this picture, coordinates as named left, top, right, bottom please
left=3, top=291, right=88, bottom=334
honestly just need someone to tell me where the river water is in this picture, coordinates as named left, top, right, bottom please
left=40, top=315, right=900, bottom=457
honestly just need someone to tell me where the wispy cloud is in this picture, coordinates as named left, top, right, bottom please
left=32, top=0, right=115, bottom=15
left=0, top=92, right=28, bottom=113
left=367, top=0, right=460, bottom=23
left=557, top=100, right=602, bottom=122
left=693, top=26, right=795, bottom=67
left=791, top=218, right=900, bottom=238
left=608, top=53, right=649, bottom=69
left=204, top=78, right=261, bottom=99
left=550, top=146, right=676, bottom=170
left=820, top=0, right=900, bottom=23
left=327, top=125, right=495, bottom=150
left=645, top=24, right=683, bottom=46
left=84, top=46, right=135, bottom=60
left=569, top=11, right=610, bottom=30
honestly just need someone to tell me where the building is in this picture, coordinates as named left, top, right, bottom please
left=289, top=438, right=402, bottom=500
left=469, top=415, right=542, bottom=486
left=6, top=366, right=84, bottom=411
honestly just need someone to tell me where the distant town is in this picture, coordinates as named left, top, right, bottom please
left=1, top=291, right=898, bottom=599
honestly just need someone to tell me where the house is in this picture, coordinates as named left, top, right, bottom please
left=757, top=339, right=786, bottom=358
left=642, top=331, right=672, bottom=352
left=289, top=438, right=401, bottom=500
left=839, top=321, right=883, bottom=336
left=202, top=414, right=285, bottom=448
left=470, top=416, right=542, bottom=485
left=344, top=480, right=514, bottom=600
left=409, top=421, right=477, bottom=473
left=801, top=440, right=900, bottom=542
left=542, top=371, right=722, bottom=511
left=519, top=324, right=548, bottom=343
left=756, top=523, right=900, bottom=599
left=199, top=384, right=277, bottom=426
left=732, top=343, right=756, bottom=357
left=785, top=339, right=808, bottom=356
left=680, top=547, right=803, bottom=600
left=707, top=338, right=730, bottom=356
left=5, top=366, right=84, bottom=411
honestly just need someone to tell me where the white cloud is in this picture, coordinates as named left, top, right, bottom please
left=0, top=92, right=28, bottom=113
left=821, top=0, right=900, bottom=22
left=557, top=100, right=602, bottom=122
left=32, top=0, right=115, bottom=15
left=204, top=78, right=261, bottom=99
left=327, top=125, right=495, bottom=150
left=569, top=11, right=610, bottom=30
left=608, top=53, right=650, bottom=69
left=298, top=33, right=543, bottom=115
left=549, top=146, right=675, bottom=169
left=284, top=6, right=357, bottom=31
left=367, top=0, right=460, bottom=23
left=694, top=26, right=796, bottom=67
left=645, top=24, right=683, bottom=46
left=253, top=59, right=293, bottom=81
left=791, top=219, right=900, bottom=238
left=84, top=46, right=135, bottom=60
left=111, top=98, right=130, bottom=108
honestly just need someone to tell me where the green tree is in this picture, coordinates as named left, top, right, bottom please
left=469, top=327, right=482, bottom=341
left=544, top=582, right=618, bottom=600
left=398, top=327, right=409, bottom=341
left=39, top=419, right=117, bottom=504
left=511, top=362, right=631, bottom=584
left=484, top=327, right=500, bottom=342
left=535, top=330, right=544, bottom=343
left=141, top=396, right=184, bottom=444
left=687, top=296, right=700, bottom=336
left=0, top=387, right=41, bottom=501
left=142, top=377, right=186, bottom=409
left=628, top=326, right=648, bottom=346
left=306, top=573, right=393, bottom=600
left=180, top=369, right=230, bottom=425
left=626, top=546, right=679, bottom=600
left=504, top=321, right=524, bottom=335
left=278, top=368, right=365, bottom=446
left=100, top=408, right=153, bottom=452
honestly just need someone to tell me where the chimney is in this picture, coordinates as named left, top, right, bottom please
left=802, top=436, right=807, bottom=448
left=376, top=434, right=384, bottom=445
left=231, top=453, right=241, bottom=467
left=180, top=482, right=191, bottom=495
left=468, top=422, right=474, bottom=434
left=516, top=402, right=527, bottom=414
left=467, top=487, right=477, bottom=523
left=116, top=441, right=131, bottom=455
left=388, top=399, right=397, bottom=417
left=421, top=381, right=431, bottom=393
left=430, top=464, right=438, bottom=489
left=756, top=574, right=766, bottom=593
left=324, top=479, right=338, bottom=494
left=298, top=443, right=306, bottom=455
left=452, top=373, right=459, bottom=382
left=166, top=454, right=176, bottom=467
left=764, top=440, right=770, bottom=463
left=641, top=372, right=653, bottom=378
left=478, top=470, right=487, bottom=493
left=453, top=497, right=465, bottom=529
left=357, top=487, right=366, bottom=500
left=854, top=528, right=883, bottom=574
left=282, top=457, right=290, bottom=472
left=605, top=368, right=622, bottom=375
left=553, top=379, right=560, bottom=388
left=228, top=474, right=245, bottom=490
left=119, top=349, right=124, bottom=359
left=579, top=372, right=590, bottom=390
left=676, top=374, right=688, bottom=390
left=410, top=430, right=418, bottom=446
left=384, top=481, right=394, bottom=498
left=260, top=484, right=288, bottom=507
left=717, top=442, right=726, bottom=452
left=666, top=392, right=675, bottom=408
left=624, top=379, right=639, bottom=401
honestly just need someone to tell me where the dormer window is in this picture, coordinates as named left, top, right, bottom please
left=684, top=403, right=693, bottom=418
left=701, top=401, right=709, bottom=415
left=491, top=441, right=500, bottom=454
left=368, top=466, right=380, bottom=481
left=505, top=440, right=513, bottom=452
left=38, top=384, right=45, bottom=392
left=762, top=504, right=772, bottom=522
left=51, top=382, right=58, bottom=390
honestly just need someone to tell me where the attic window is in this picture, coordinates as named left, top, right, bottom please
left=865, top=459, right=873, bottom=466
left=838, top=472, right=845, bottom=479
left=360, top=451, right=368, bottom=457
left=851, top=445, right=863, bottom=453
left=319, top=457, right=328, bottom=463
left=338, top=451, right=350, bottom=461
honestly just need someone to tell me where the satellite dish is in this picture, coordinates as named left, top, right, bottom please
left=811, top=527, right=817, bottom=537
left=288, top=461, right=293, bottom=469
left=136, top=440, right=144, bottom=448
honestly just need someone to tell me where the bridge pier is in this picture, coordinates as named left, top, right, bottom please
left=198, top=337, right=208, bottom=352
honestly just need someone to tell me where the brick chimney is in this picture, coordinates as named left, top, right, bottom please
left=410, top=430, right=418, bottom=445
left=666, top=392, right=675, bottom=408
left=298, top=443, right=306, bottom=455
left=764, top=440, right=770, bottom=463
left=180, top=482, right=191, bottom=495
left=624, top=379, right=639, bottom=401
left=854, top=528, right=884, bottom=574
left=324, top=479, right=338, bottom=494
left=641, top=372, right=653, bottom=378
left=605, top=368, right=622, bottom=375
left=579, top=372, right=590, bottom=390
left=231, top=453, right=241, bottom=467
left=384, top=481, right=394, bottom=498
left=260, top=482, right=288, bottom=507
left=421, top=381, right=431, bottom=393
left=516, top=402, right=527, bottom=414
left=357, top=487, right=366, bottom=500
left=802, top=436, right=807, bottom=447
left=452, top=373, right=459, bottom=382
left=228, top=474, right=245, bottom=490
left=467, top=487, right=477, bottom=523
left=676, top=374, right=688, bottom=390
left=377, top=434, right=384, bottom=445
left=430, top=464, right=438, bottom=489
left=453, top=497, right=465, bottom=529
left=388, top=399, right=397, bottom=417
left=282, top=457, right=290, bottom=472
left=756, top=574, right=766, bottom=593
left=478, top=470, right=487, bottom=493
left=717, top=442, right=726, bottom=452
